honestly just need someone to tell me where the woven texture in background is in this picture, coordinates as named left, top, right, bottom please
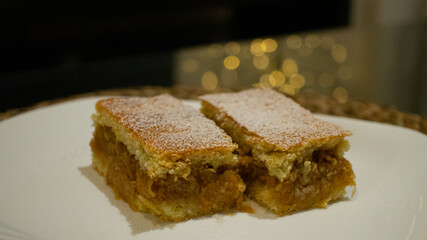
left=1, top=86, right=426, bottom=134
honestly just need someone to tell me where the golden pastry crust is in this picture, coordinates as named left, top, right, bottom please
left=94, top=95, right=238, bottom=178
left=199, top=88, right=351, bottom=152
left=96, top=95, right=236, bottom=154
left=199, top=89, right=356, bottom=216
left=200, top=88, right=352, bottom=181
left=90, top=95, right=250, bottom=222
left=90, top=91, right=356, bottom=221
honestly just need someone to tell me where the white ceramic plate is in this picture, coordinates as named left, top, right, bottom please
left=0, top=97, right=426, bottom=240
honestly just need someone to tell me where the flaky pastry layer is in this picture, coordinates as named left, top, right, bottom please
left=200, top=89, right=356, bottom=215
left=94, top=95, right=238, bottom=178
left=200, top=89, right=352, bottom=181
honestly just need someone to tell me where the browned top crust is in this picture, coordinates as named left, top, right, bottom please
left=199, top=88, right=351, bottom=151
left=96, top=95, right=236, bottom=155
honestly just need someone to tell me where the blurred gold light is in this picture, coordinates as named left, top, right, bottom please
left=279, top=84, right=295, bottom=95
left=297, top=46, right=313, bottom=57
left=289, top=74, right=305, bottom=89
left=262, top=38, right=278, bottom=53
left=182, top=59, right=199, bottom=72
left=333, top=87, right=349, bottom=103
left=225, top=42, right=241, bottom=55
left=305, top=35, right=321, bottom=48
left=201, top=71, right=218, bottom=90
left=259, top=74, right=272, bottom=88
left=269, top=71, right=286, bottom=87
left=318, top=73, right=334, bottom=88
left=286, top=35, right=302, bottom=49
left=337, top=65, right=353, bottom=80
left=221, top=68, right=238, bottom=86
left=253, top=55, right=270, bottom=70
left=320, top=36, right=335, bottom=50
left=207, top=44, right=224, bottom=57
left=250, top=39, right=265, bottom=56
left=224, top=56, right=240, bottom=70
left=281, top=59, right=298, bottom=77
left=331, top=44, right=347, bottom=62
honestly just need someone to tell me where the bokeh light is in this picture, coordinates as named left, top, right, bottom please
left=331, top=44, right=347, bottom=62
left=269, top=71, right=286, bottom=87
left=250, top=39, right=265, bottom=56
left=286, top=35, right=302, bottom=49
left=320, top=36, right=335, bottom=50
left=305, top=35, right=321, bottom=48
left=289, top=74, right=305, bottom=89
left=262, top=38, right=278, bottom=53
left=259, top=74, right=272, bottom=88
left=333, top=87, right=349, bottom=103
left=201, top=71, right=218, bottom=90
left=253, top=55, right=270, bottom=70
left=223, top=56, right=240, bottom=70
left=225, top=42, right=241, bottom=56
left=279, top=84, right=295, bottom=95
left=281, top=59, right=298, bottom=77
left=179, top=33, right=354, bottom=100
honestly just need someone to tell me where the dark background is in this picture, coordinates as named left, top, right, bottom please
left=0, top=0, right=351, bottom=112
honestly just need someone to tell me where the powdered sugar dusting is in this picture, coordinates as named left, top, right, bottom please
left=97, top=95, right=235, bottom=154
left=200, top=89, right=351, bottom=150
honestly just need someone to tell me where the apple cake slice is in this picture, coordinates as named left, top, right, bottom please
left=90, top=95, right=248, bottom=222
left=200, top=88, right=356, bottom=216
